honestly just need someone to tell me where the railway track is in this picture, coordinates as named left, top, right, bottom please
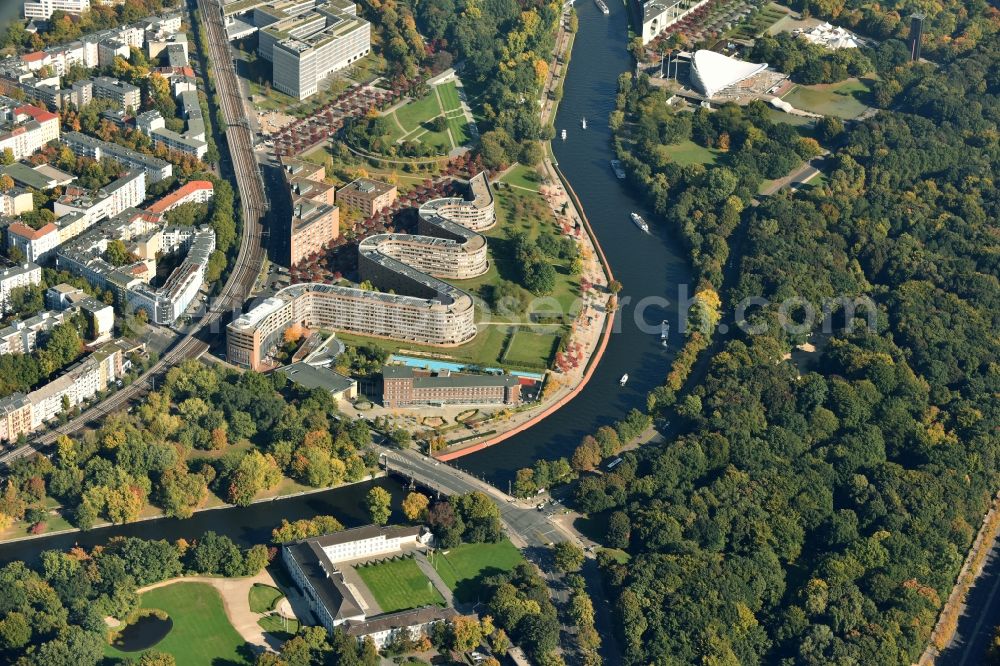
left=0, top=0, right=268, bottom=467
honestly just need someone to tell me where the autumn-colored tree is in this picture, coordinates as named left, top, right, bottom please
left=401, top=491, right=429, bottom=521
left=284, top=323, right=304, bottom=344
left=571, top=435, right=602, bottom=471
left=366, top=486, right=392, bottom=525
left=449, top=615, right=483, bottom=652
left=227, top=451, right=281, bottom=507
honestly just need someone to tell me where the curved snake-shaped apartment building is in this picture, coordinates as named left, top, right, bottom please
left=227, top=173, right=495, bottom=370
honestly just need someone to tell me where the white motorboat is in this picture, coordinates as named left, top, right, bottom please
left=581, top=117, right=587, bottom=129
left=620, top=373, right=629, bottom=387
left=630, top=212, right=649, bottom=233
left=596, top=0, right=609, bottom=14
left=561, top=129, right=567, bottom=140
left=661, top=320, right=670, bottom=345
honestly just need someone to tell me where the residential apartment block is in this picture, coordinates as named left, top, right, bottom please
left=0, top=262, right=42, bottom=312
left=0, top=339, right=135, bottom=441
left=335, top=178, right=396, bottom=218
left=282, top=158, right=338, bottom=266
left=62, top=131, right=173, bottom=183
left=228, top=173, right=495, bottom=369
left=0, top=104, right=60, bottom=160
left=91, top=76, right=142, bottom=111
left=146, top=179, right=214, bottom=215
left=7, top=223, right=59, bottom=263
left=0, top=188, right=34, bottom=216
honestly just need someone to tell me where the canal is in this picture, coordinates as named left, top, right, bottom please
left=0, top=2, right=693, bottom=561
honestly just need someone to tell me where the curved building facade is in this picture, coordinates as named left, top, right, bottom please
left=228, top=173, right=494, bottom=369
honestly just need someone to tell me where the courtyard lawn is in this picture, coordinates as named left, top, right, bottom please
left=258, top=613, right=299, bottom=641
left=781, top=78, right=874, bottom=119
left=356, top=557, right=445, bottom=613
left=503, top=330, right=561, bottom=368
left=431, top=539, right=524, bottom=603
left=248, top=584, right=284, bottom=613
left=105, top=582, right=248, bottom=665
left=384, top=82, right=473, bottom=151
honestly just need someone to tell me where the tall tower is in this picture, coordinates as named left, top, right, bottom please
left=909, top=13, right=926, bottom=61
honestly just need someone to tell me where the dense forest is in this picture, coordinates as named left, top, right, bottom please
left=593, top=31, right=1000, bottom=665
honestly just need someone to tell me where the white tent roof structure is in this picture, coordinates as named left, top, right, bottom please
left=690, top=50, right=768, bottom=98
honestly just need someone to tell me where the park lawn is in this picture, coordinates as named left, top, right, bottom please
left=781, top=78, right=873, bottom=119
left=356, top=557, right=445, bottom=613
left=105, top=582, right=249, bottom=666
left=393, top=92, right=443, bottom=133
left=504, top=330, right=560, bottom=367
left=431, top=539, right=524, bottom=603
left=664, top=140, right=720, bottom=166
left=447, top=114, right=472, bottom=147
left=436, top=81, right=463, bottom=114
left=249, top=584, right=284, bottom=613
left=500, top=164, right=544, bottom=192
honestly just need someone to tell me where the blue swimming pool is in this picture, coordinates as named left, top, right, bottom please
left=388, top=355, right=546, bottom=381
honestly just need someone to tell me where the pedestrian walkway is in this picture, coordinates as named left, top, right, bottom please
left=413, top=551, right=455, bottom=608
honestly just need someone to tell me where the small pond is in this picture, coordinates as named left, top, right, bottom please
left=111, top=613, right=173, bottom=652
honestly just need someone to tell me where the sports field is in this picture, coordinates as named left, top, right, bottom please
left=356, top=557, right=445, bottom=612
left=431, top=539, right=524, bottom=602
left=105, top=582, right=248, bottom=665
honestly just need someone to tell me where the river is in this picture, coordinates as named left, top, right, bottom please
left=459, top=0, right=690, bottom=483
left=0, top=2, right=694, bottom=563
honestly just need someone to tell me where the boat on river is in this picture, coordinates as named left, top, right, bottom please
left=595, top=0, right=609, bottom=13
left=561, top=129, right=567, bottom=140
left=630, top=212, right=649, bottom=233
left=620, top=373, right=629, bottom=386
left=661, top=320, right=670, bottom=345
left=581, top=117, right=587, bottom=129
left=610, top=159, right=625, bottom=179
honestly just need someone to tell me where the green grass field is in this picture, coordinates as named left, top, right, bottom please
left=504, top=330, right=560, bottom=367
left=258, top=613, right=299, bottom=641
left=248, top=584, right=284, bottom=614
left=782, top=78, right=873, bottom=119
left=664, top=140, right=721, bottom=166
left=501, top=164, right=544, bottom=192
left=105, top=582, right=249, bottom=665
left=384, top=81, right=473, bottom=151
left=431, top=540, right=524, bottom=603
left=356, top=557, right=445, bottom=613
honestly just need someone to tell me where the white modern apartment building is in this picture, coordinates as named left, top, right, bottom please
left=23, top=0, right=90, bottom=20
left=257, top=0, right=371, bottom=100
left=0, top=189, right=33, bottom=216
left=0, top=310, right=70, bottom=355
left=54, top=170, right=147, bottom=229
left=0, top=262, right=42, bottom=312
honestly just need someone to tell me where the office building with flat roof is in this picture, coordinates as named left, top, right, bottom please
left=23, top=0, right=90, bottom=20
left=636, top=0, right=712, bottom=44
left=257, top=0, right=371, bottom=100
